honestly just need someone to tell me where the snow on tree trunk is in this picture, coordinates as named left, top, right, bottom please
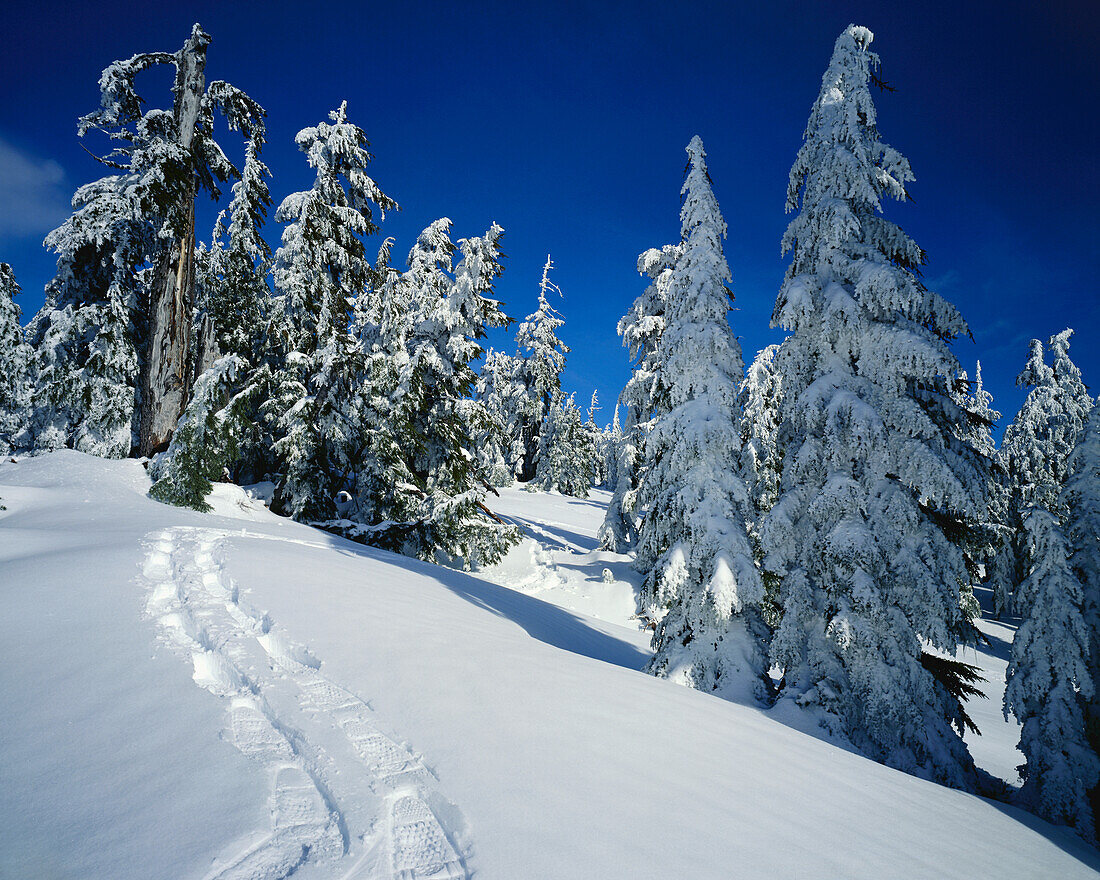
left=138, top=26, right=209, bottom=456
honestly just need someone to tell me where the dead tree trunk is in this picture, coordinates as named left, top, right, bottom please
left=137, top=25, right=210, bottom=456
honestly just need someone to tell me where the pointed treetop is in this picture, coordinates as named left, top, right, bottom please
left=686, top=135, right=705, bottom=162
left=1018, top=338, right=1054, bottom=388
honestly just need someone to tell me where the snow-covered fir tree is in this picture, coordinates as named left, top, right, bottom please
left=27, top=178, right=151, bottom=457
left=392, top=220, right=520, bottom=567
left=194, top=129, right=273, bottom=368
left=531, top=392, right=596, bottom=497
left=511, top=256, right=569, bottom=481
left=149, top=355, right=247, bottom=511
left=962, top=361, right=999, bottom=460
left=1064, top=400, right=1100, bottom=831
left=27, top=24, right=266, bottom=458
left=739, top=343, right=783, bottom=525
left=0, top=264, right=31, bottom=455
left=992, top=332, right=1093, bottom=616
left=600, top=405, right=623, bottom=495
left=634, top=136, right=768, bottom=701
left=585, top=390, right=607, bottom=487
left=759, top=25, right=988, bottom=787
left=1004, top=505, right=1099, bottom=839
left=474, top=348, right=521, bottom=487
left=268, top=102, right=397, bottom=521
left=597, top=243, right=680, bottom=552
left=59, top=26, right=265, bottom=454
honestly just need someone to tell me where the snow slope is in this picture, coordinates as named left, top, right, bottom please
left=2, top=452, right=1098, bottom=879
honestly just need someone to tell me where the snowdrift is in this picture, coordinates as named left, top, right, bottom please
left=2, top=451, right=1098, bottom=879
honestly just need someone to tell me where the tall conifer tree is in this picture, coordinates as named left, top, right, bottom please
left=760, top=25, right=985, bottom=786
left=637, top=137, right=768, bottom=701
left=512, top=257, right=569, bottom=481
left=0, top=264, right=31, bottom=455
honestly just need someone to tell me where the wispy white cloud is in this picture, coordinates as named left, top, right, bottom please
left=0, top=136, right=70, bottom=239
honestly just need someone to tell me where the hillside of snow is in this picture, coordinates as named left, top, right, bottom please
left=2, top=451, right=1099, bottom=879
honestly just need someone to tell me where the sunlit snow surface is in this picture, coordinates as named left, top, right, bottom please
left=1, top=452, right=1097, bottom=879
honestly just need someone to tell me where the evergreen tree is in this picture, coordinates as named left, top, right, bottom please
left=28, top=182, right=150, bottom=457
left=393, top=220, right=520, bottom=567
left=597, top=243, right=679, bottom=552
left=0, top=264, right=31, bottom=455
left=531, top=391, right=596, bottom=497
left=760, top=25, right=985, bottom=787
left=634, top=136, right=768, bottom=701
left=337, top=242, right=421, bottom=532
left=600, top=405, right=623, bottom=494
left=992, top=332, right=1093, bottom=616
left=32, top=26, right=266, bottom=453
left=268, top=102, right=397, bottom=521
left=739, top=343, right=783, bottom=524
left=27, top=24, right=265, bottom=457
left=512, top=256, right=569, bottom=481
left=1004, top=506, right=1099, bottom=839
left=1063, top=400, right=1100, bottom=833
left=965, top=361, right=999, bottom=460
left=194, top=130, right=273, bottom=368
left=149, top=355, right=247, bottom=511
left=474, top=348, right=521, bottom=487
left=585, top=390, right=607, bottom=487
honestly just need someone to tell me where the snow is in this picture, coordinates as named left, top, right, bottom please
left=2, top=451, right=1099, bottom=878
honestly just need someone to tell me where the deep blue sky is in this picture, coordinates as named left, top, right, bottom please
left=2, top=1, right=1097, bottom=432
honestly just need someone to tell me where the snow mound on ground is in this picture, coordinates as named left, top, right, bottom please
left=3, top=453, right=1100, bottom=879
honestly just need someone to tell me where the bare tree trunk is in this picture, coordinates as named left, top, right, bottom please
left=137, top=26, right=210, bottom=456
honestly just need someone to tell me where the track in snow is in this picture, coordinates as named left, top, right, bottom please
left=141, top=527, right=467, bottom=880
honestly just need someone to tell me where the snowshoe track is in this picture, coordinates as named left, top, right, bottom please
left=141, top=527, right=468, bottom=880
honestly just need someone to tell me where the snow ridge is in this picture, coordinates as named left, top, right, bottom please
left=141, top=527, right=467, bottom=880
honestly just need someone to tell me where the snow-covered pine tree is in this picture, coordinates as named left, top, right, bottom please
left=597, top=243, right=680, bottom=552
left=633, top=136, right=768, bottom=701
left=531, top=391, right=595, bottom=497
left=27, top=177, right=151, bottom=456
left=966, top=361, right=999, bottom=459
left=333, top=242, right=421, bottom=533
left=600, top=405, right=623, bottom=494
left=1064, top=401, right=1100, bottom=832
left=739, top=343, right=783, bottom=524
left=0, top=264, right=31, bottom=455
left=187, top=128, right=275, bottom=484
left=194, top=129, right=273, bottom=368
left=511, top=256, right=569, bottom=481
left=149, top=355, right=247, bottom=511
left=268, top=102, right=397, bottom=521
left=68, top=24, right=268, bottom=455
left=760, top=25, right=987, bottom=787
left=475, top=348, right=522, bottom=487
left=992, top=332, right=1093, bottom=616
left=393, top=220, right=520, bottom=567
left=585, top=390, right=606, bottom=487
left=1004, top=505, right=1099, bottom=839
left=947, top=362, right=1001, bottom=623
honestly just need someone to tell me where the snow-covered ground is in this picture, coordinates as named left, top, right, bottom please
left=2, top=451, right=1098, bottom=879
